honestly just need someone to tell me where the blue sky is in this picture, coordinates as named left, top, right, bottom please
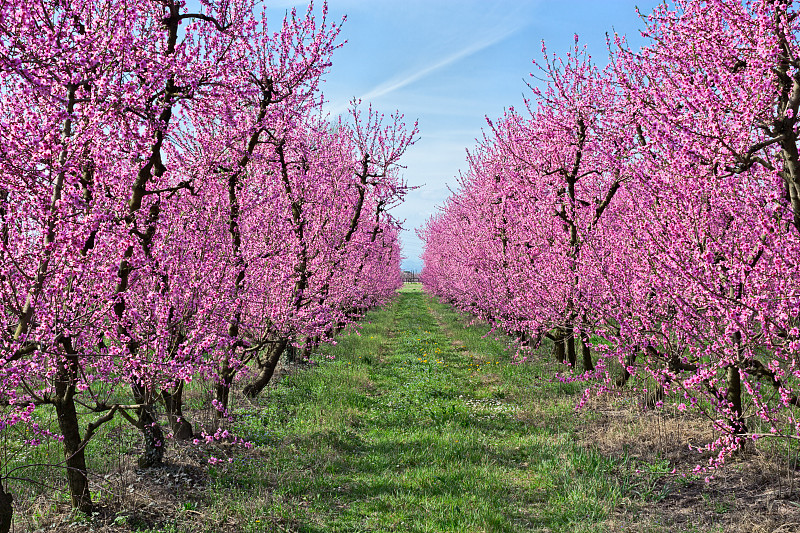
left=265, top=1, right=662, bottom=271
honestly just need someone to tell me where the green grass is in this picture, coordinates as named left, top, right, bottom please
left=9, top=285, right=790, bottom=532
left=203, top=285, right=626, bottom=532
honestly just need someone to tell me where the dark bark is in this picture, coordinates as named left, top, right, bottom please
left=727, top=329, right=746, bottom=436
left=53, top=350, right=92, bottom=513
left=553, top=330, right=566, bottom=364
left=581, top=333, right=594, bottom=371
left=551, top=115, right=621, bottom=376
left=301, top=335, right=318, bottom=362
left=645, top=386, right=665, bottom=408
left=215, top=82, right=274, bottom=422
left=277, top=141, right=310, bottom=310
left=54, top=398, right=92, bottom=513
left=342, top=156, right=369, bottom=245
left=215, top=358, right=234, bottom=427
left=161, top=381, right=193, bottom=440
left=0, top=480, right=11, bottom=533
left=283, top=343, right=299, bottom=364
left=113, top=5, right=185, bottom=468
left=727, top=364, right=745, bottom=433
left=242, top=340, right=288, bottom=398
left=132, top=384, right=164, bottom=468
left=566, top=325, right=576, bottom=368
left=615, top=352, right=636, bottom=387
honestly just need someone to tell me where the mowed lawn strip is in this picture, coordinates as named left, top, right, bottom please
left=218, top=285, right=625, bottom=533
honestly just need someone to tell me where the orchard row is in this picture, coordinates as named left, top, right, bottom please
left=421, top=0, right=800, bottom=474
left=0, top=0, right=415, bottom=524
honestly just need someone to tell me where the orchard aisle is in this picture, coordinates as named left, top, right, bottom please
left=229, top=285, right=624, bottom=532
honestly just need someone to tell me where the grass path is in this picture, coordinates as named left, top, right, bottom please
left=219, top=286, right=625, bottom=532
left=18, top=286, right=791, bottom=532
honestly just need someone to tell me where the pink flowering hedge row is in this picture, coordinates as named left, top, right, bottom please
left=0, top=0, right=415, bottom=521
left=421, top=0, right=800, bottom=473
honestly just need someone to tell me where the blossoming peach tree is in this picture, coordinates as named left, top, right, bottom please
left=421, top=0, right=800, bottom=473
left=0, top=0, right=412, bottom=524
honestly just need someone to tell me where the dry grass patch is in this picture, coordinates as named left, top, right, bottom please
left=21, top=444, right=219, bottom=533
left=578, top=390, right=800, bottom=532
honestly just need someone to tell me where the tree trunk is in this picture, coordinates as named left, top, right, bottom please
left=727, top=363, right=746, bottom=435
left=581, top=333, right=594, bottom=371
left=616, top=352, right=636, bottom=387
left=53, top=349, right=93, bottom=514
left=728, top=328, right=746, bottom=438
left=132, top=384, right=164, bottom=468
left=520, top=331, right=533, bottom=348
left=0, top=480, right=12, bottom=533
left=565, top=324, right=576, bottom=368
left=283, top=342, right=298, bottom=365
left=301, top=335, right=318, bottom=362
left=215, top=359, right=234, bottom=427
left=242, top=340, right=287, bottom=398
left=55, top=388, right=93, bottom=514
left=553, top=329, right=566, bottom=364
left=161, top=381, right=193, bottom=440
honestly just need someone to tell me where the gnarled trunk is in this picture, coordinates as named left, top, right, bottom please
left=242, top=340, right=287, bottom=398
left=54, top=358, right=93, bottom=513
left=132, top=384, right=164, bottom=468
left=162, top=381, right=193, bottom=440
left=52, top=343, right=93, bottom=514
left=54, top=397, right=92, bottom=513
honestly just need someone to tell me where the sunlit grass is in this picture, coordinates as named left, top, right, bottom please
left=7, top=285, right=787, bottom=532
left=206, top=288, right=626, bottom=532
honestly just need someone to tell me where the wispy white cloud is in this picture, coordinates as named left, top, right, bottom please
left=328, top=21, right=526, bottom=115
